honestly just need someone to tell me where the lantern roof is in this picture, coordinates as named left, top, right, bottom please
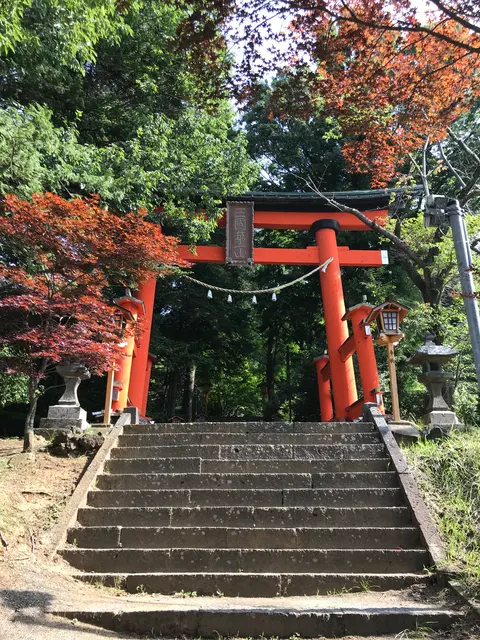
left=364, top=300, right=409, bottom=326
left=408, top=333, right=458, bottom=365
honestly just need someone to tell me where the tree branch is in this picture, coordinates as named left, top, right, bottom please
left=447, top=126, right=480, bottom=165
left=438, top=141, right=466, bottom=188
left=429, top=0, right=480, bottom=35
left=300, top=175, right=427, bottom=269
left=459, top=164, right=480, bottom=205
left=312, top=3, right=480, bottom=54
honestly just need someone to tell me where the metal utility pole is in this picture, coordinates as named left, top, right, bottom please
left=447, top=199, right=480, bottom=388
left=426, top=195, right=480, bottom=388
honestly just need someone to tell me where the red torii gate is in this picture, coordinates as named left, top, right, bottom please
left=112, top=192, right=389, bottom=421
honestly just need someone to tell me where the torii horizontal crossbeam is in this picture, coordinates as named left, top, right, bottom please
left=177, top=245, right=389, bottom=267
left=217, top=209, right=388, bottom=231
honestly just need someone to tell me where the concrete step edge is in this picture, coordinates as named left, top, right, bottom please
left=63, top=547, right=427, bottom=552
left=51, top=606, right=462, bottom=637
left=71, top=571, right=427, bottom=577
left=78, top=505, right=410, bottom=512
left=92, top=487, right=400, bottom=495
left=67, top=525, right=422, bottom=549
left=71, top=571, right=431, bottom=596
left=69, top=526, right=419, bottom=532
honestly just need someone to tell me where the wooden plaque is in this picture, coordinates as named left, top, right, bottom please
left=226, top=201, right=254, bottom=266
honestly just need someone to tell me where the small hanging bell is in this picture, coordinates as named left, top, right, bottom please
left=207, top=289, right=213, bottom=299
left=227, top=294, right=233, bottom=303
left=271, top=292, right=277, bottom=301
left=252, top=295, right=257, bottom=304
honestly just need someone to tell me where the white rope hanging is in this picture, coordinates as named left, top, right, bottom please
left=181, top=257, right=333, bottom=297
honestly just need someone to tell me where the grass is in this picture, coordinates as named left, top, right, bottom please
left=403, top=427, right=480, bottom=599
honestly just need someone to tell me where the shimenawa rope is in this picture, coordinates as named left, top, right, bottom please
left=181, top=257, right=333, bottom=295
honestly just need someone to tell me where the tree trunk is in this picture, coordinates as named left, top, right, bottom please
left=23, top=377, right=39, bottom=453
left=182, top=364, right=196, bottom=422
left=264, top=331, right=279, bottom=421
left=166, top=368, right=181, bottom=418
left=266, top=333, right=275, bottom=401
left=23, top=359, right=48, bottom=453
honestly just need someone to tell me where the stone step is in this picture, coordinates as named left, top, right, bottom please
left=52, top=599, right=462, bottom=637
left=61, top=547, right=429, bottom=573
left=97, top=471, right=399, bottom=491
left=105, top=457, right=392, bottom=474
left=110, top=444, right=386, bottom=460
left=124, top=421, right=375, bottom=435
left=77, top=506, right=412, bottom=528
left=68, top=526, right=421, bottom=550
left=87, top=488, right=404, bottom=508
left=74, top=571, right=429, bottom=596
left=117, top=432, right=380, bottom=447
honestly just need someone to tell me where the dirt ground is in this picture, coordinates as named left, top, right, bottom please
left=0, top=437, right=88, bottom=559
left=0, top=436, right=479, bottom=640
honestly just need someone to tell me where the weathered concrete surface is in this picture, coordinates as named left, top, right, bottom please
left=110, top=443, right=386, bottom=460
left=201, top=457, right=391, bottom=473
left=97, top=470, right=399, bottom=490
left=1, top=559, right=459, bottom=638
left=117, top=432, right=381, bottom=446
left=50, top=591, right=463, bottom=637
left=105, top=456, right=202, bottom=474
left=60, top=547, right=429, bottom=573
left=75, top=571, right=430, bottom=597
left=97, top=471, right=315, bottom=490
left=124, top=421, right=375, bottom=434
left=76, top=505, right=412, bottom=528
left=86, top=487, right=403, bottom=508
left=106, top=456, right=392, bottom=474
left=67, top=525, right=420, bottom=550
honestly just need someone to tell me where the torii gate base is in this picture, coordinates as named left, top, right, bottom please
left=112, top=196, right=387, bottom=421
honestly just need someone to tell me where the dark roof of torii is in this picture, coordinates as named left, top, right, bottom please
left=224, top=189, right=423, bottom=213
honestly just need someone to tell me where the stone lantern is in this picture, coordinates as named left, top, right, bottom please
left=40, top=362, right=91, bottom=432
left=408, top=332, right=460, bottom=437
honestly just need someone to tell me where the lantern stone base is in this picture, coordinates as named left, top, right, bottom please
left=40, top=405, right=89, bottom=432
left=423, top=410, right=461, bottom=438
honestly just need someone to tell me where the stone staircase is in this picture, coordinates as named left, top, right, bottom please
left=58, top=420, right=463, bottom=636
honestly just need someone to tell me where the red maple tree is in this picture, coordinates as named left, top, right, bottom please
left=206, top=0, right=480, bottom=184
left=0, top=193, right=183, bottom=451
left=290, top=1, right=480, bottom=185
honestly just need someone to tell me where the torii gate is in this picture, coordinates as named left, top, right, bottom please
left=111, top=192, right=389, bottom=421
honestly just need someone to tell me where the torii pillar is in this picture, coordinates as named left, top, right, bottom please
left=312, top=220, right=357, bottom=418
left=314, top=355, right=334, bottom=421
left=343, top=303, right=384, bottom=412
left=128, top=277, right=157, bottom=416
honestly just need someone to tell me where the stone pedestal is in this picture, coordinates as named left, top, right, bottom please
left=39, top=363, right=91, bottom=432
left=419, top=371, right=460, bottom=437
